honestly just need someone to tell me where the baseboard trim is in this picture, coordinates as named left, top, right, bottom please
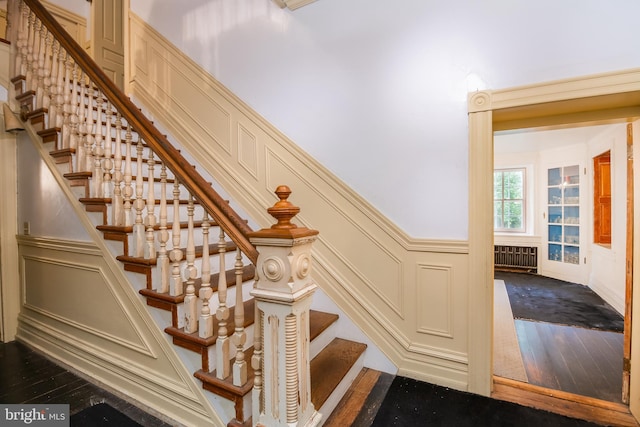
left=492, top=376, right=638, bottom=427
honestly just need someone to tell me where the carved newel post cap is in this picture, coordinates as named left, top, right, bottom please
left=249, top=186, right=319, bottom=240
left=268, top=185, right=300, bottom=229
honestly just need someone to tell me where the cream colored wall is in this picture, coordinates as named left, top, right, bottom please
left=41, top=0, right=87, bottom=50
left=128, top=14, right=471, bottom=390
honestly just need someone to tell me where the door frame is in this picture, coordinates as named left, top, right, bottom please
left=466, top=68, right=640, bottom=406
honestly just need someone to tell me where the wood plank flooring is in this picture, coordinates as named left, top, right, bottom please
left=515, top=319, right=624, bottom=403
left=0, top=341, right=174, bottom=426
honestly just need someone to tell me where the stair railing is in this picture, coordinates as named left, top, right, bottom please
left=7, top=1, right=321, bottom=425
left=10, top=0, right=259, bottom=397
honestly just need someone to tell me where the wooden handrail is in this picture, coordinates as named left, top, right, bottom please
left=22, top=0, right=258, bottom=263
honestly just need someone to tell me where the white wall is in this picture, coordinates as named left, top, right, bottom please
left=16, top=134, right=92, bottom=241
left=587, top=125, right=628, bottom=313
left=130, top=0, right=640, bottom=239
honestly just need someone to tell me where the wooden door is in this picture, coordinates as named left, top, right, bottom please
left=91, top=0, right=125, bottom=89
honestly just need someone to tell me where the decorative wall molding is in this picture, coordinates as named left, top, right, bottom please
left=467, top=68, right=640, bottom=396
left=41, top=0, right=87, bottom=48
left=128, top=13, right=471, bottom=391
left=272, top=0, right=318, bottom=11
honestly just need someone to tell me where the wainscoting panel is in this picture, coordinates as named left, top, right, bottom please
left=16, top=236, right=225, bottom=427
left=128, top=13, right=470, bottom=391
left=416, top=263, right=453, bottom=338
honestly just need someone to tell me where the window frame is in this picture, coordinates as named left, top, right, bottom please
left=494, top=167, right=526, bottom=233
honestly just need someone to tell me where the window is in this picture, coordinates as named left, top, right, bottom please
left=494, top=168, right=525, bottom=232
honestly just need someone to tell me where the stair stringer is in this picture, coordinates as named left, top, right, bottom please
left=128, top=12, right=471, bottom=390
left=16, top=121, right=230, bottom=427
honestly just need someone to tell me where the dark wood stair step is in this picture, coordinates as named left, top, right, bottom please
left=194, top=310, right=339, bottom=396
left=117, top=240, right=237, bottom=268
left=165, top=298, right=256, bottom=371
left=310, top=338, right=368, bottom=410
left=37, top=127, right=61, bottom=145
left=138, top=265, right=255, bottom=312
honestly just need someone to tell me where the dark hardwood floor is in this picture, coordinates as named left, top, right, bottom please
left=0, top=341, right=174, bottom=426
left=515, top=319, right=624, bottom=403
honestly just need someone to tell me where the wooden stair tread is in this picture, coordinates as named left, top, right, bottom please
left=195, top=311, right=343, bottom=399
left=50, top=148, right=75, bottom=158
left=165, top=299, right=257, bottom=347
left=117, top=241, right=237, bottom=266
left=64, top=171, right=93, bottom=179
left=310, top=338, right=367, bottom=410
left=309, top=311, right=339, bottom=340
left=139, top=265, right=256, bottom=307
left=97, top=220, right=210, bottom=234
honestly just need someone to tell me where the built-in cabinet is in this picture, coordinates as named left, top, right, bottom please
left=540, top=158, right=587, bottom=285
left=547, top=164, right=580, bottom=265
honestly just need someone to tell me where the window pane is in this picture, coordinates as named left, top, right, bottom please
left=503, top=201, right=522, bottom=229
left=548, top=167, right=561, bottom=186
left=503, top=171, right=523, bottom=199
left=494, top=172, right=503, bottom=199
left=494, top=201, right=503, bottom=228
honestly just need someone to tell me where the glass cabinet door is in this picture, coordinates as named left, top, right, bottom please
left=547, top=165, right=580, bottom=264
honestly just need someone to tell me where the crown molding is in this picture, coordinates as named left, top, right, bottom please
left=272, top=0, right=318, bottom=10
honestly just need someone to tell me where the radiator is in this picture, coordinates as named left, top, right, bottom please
left=494, top=245, right=538, bottom=273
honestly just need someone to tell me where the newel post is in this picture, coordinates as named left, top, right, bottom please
left=249, top=186, right=322, bottom=427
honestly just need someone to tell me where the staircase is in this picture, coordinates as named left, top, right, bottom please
left=6, top=1, right=369, bottom=425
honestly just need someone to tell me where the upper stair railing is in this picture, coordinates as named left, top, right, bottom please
left=6, top=1, right=322, bottom=425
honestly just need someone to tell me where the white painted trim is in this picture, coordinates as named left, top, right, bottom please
left=272, top=0, right=318, bottom=11
left=0, top=109, right=19, bottom=342
left=468, top=69, right=640, bottom=398
left=128, top=13, right=471, bottom=391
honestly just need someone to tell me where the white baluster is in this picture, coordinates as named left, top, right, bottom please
left=145, top=151, right=157, bottom=260
left=199, top=213, right=213, bottom=338
left=53, top=47, right=65, bottom=130
left=15, top=2, right=28, bottom=77
left=47, top=39, right=59, bottom=128
left=75, top=72, right=87, bottom=172
left=183, top=195, right=198, bottom=333
left=112, top=113, right=124, bottom=226
left=252, top=306, right=263, bottom=419
left=41, top=30, right=53, bottom=112
left=133, top=138, right=145, bottom=257
left=61, top=55, right=73, bottom=149
left=25, top=12, right=35, bottom=90
left=157, top=163, right=169, bottom=293
left=216, top=227, right=230, bottom=379
left=68, top=64, right=80, bottom=154
left=92, top=93, right=104, bottom=198
left=123, top=125, right=134, bottom=227
left=102, top=104, right=113, bottom=199
left=169, top=180, right=183, bottom=296
left=83, top=84, right=94, bottom=171
left=232, top=249, right=247, bottom=386
left=34, top=19, right=45, bottom=109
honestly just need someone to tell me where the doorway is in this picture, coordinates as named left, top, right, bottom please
left=492, top=123, right=628, bottom=404
left=466, top=68, right=640, bottom=424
